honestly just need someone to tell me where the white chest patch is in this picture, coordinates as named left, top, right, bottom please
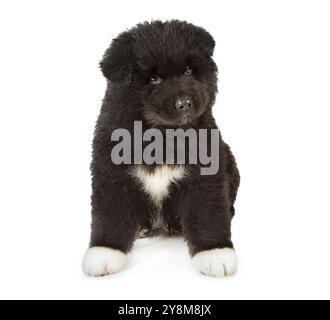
left=132, top=165, right=186, bottom=207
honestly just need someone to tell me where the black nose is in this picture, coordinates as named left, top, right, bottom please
left=175, top=97, right=193, bottom=111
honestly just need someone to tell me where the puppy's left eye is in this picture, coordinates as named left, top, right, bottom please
left=184, top=66, right=193, bottom=75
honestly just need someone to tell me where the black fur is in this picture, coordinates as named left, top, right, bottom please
left=89, top=20, right=240, bottom=257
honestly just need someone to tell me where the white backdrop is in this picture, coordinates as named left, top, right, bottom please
left=0, top=0, right=330, bottom=300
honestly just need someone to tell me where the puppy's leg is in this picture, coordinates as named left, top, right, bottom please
left=183, top=178, right=238, bottom=278
left=82, top=178, right=139, bottom=277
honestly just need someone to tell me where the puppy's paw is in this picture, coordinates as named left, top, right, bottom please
left=192, top=248, right=238, bottom=278
left=82, top=247, right=128, bottom=277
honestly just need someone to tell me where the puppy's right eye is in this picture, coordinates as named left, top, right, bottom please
left=150, top=76, right=162, bottom=85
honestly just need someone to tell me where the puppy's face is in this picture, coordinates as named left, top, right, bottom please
left=100, top=20, right=218, bottom=127
left=140, top=54, right=217, bottom=127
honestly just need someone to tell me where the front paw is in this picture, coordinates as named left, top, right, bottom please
left=192, top=248, right=238, bottom=277
left=82, top=247, right=128, bottom=277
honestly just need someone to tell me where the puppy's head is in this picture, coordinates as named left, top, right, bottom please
left=100, top=20, right=218, bottom=127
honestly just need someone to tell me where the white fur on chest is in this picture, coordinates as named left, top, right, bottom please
left=132, top=165, right=186, bottom=207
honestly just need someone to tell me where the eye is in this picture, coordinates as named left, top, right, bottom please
left=149, top=76, right=162, bottom=85
left=184, top=66, right=193, bottom=75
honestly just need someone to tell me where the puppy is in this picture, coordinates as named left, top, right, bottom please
left=82, top=20, right=240, bottom=277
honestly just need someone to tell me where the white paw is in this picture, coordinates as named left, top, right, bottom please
left=82, top=247, right=128, bottom=277
left=192, top=248, right=238, bottom=277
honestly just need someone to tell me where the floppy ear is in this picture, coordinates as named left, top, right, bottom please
left=194, top=27, right=216, bottom=57
left=100, top=32, right=134, bottom=84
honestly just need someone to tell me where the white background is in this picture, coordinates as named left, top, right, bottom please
left=0, top=0, right=329, bottom=300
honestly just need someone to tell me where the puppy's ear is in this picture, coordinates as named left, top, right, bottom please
left=194, top=27, right=216, bottom=57
left=100, top=32, right=134, bottom=84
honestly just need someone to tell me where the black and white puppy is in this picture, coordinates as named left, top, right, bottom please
left=82, top=20, right=240, bottom=277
